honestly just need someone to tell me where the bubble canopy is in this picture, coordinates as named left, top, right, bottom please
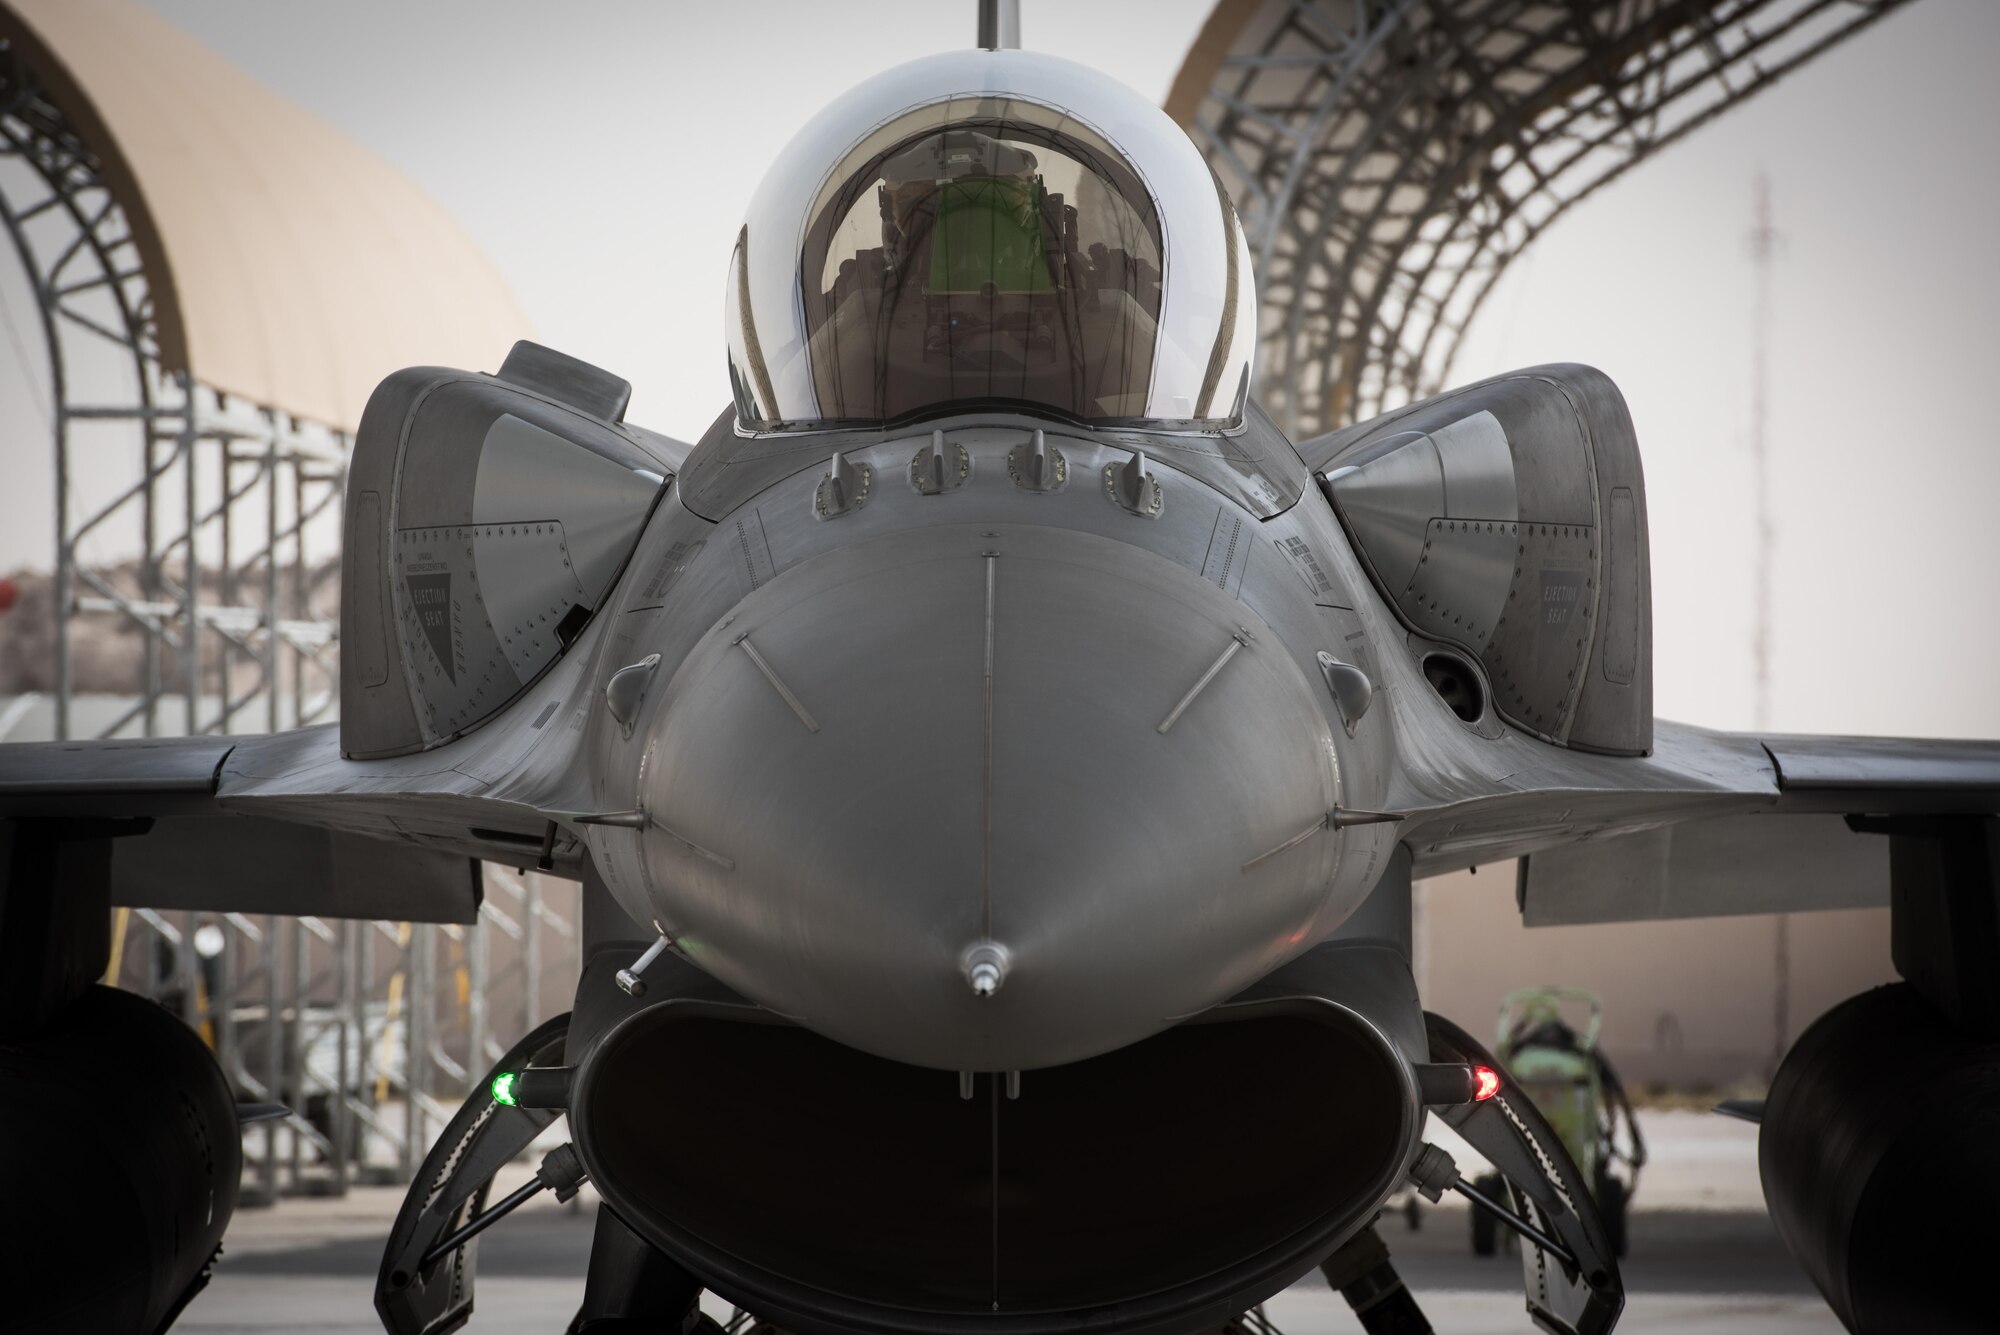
left=727, top=51, right=1256, bottom=434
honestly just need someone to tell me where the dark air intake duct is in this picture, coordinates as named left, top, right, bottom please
left=571, top=1001, right=1417, bottom=1335
left=3, top=985, right=241, bottom=1335
left=1760, top=984, right=2000, bottom=1335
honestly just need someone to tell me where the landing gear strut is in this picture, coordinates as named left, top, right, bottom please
left=1320, top=1224, right=1432, bottom=1334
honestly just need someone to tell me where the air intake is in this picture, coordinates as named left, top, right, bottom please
left=570, top=999, right=1418, bottom=1334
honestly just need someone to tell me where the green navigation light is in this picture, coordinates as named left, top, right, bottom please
left=491, top=1071, right=519, bottom=1107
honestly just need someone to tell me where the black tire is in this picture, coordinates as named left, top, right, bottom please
left=1470, top=1172, right=1504, bottom=1255
left=1596, top=1167, right=1630, bottom=1258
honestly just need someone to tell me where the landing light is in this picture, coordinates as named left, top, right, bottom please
left=491, top=1071, right=520, bottom=1107
left=1473, top=1065, right=1502, bottom=1101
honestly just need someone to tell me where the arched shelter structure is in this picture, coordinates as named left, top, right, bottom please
left=0, top=0, right=529, bottom=740
left=1168, top=0, right=1912, bottom=439
left=0, top=0, right=547, bottom=1204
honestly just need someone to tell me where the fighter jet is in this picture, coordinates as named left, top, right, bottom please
left=4, top=13, right=1996, bottom=1335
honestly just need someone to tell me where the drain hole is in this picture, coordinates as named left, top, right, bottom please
left=1422, top=653, right=1484, bottom=723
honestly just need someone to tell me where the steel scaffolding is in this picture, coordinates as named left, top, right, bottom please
left=0, top=32, right=344, bottom=740
left=0, top=28, right=577, bottom=1196
left=109, top=869, right=576, bottom=1198
left=1173, top=0, right=1913, bottom=439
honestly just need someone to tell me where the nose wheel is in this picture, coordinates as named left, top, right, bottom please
left=564, top=1205, right=707, bottom=1334
left=1319, top=1224, right=1435, bottom=1334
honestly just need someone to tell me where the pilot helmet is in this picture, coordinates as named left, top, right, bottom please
left=725, top=49, right=1257, bottom=434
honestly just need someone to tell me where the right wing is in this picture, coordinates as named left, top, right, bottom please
left=0, top=726, right=556, bottom=924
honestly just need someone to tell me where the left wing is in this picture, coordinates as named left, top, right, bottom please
left=1387, top=721, right=2000, bottom=922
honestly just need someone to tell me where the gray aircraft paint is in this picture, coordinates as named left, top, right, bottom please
left=570, top=415, right=1387, bottom=1070
left=11, top=362, right=1996, bottom=1065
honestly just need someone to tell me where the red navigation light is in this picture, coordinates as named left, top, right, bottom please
left=1473, top=1065, right=1502, bottom=1101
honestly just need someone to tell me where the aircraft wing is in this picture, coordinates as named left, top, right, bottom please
left=1755, top=732, right=2000, bottom=807
left=0, top=733, right=236, bottom=817
left=1314, top=363, right=2000, bottom=925
left=10, top=716, right=1996, bottom=927
left=0, top=724, right=574, bottom=923
left=1390, top=719, right=2000, bottom=924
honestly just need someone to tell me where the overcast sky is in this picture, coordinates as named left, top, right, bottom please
left=2, top=0, right=1996, bottom=742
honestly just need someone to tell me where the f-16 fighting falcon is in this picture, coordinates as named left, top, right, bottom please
left=4, top=5, right=1997, bottom=1335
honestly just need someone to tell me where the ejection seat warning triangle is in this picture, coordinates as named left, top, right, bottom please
left=406, top=572, right=456, bottom=682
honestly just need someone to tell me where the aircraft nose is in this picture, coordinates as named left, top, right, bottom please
left=635, top=523, right=1343, bottom=1070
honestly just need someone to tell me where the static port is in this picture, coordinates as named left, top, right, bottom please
left=1422, top=653, right=1484, bottom=723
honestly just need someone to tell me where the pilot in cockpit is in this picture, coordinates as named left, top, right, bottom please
left=728, top=62, right=1251, bottom=437
left=807, top=113, right=1168, bottom=426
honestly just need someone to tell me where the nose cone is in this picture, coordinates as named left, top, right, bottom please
left=638, top=523, right=1342, bottom=1070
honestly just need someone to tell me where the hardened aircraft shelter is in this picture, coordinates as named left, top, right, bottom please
left=0, top=0, right=559, bottom=1201
left=1168, top=0, right=1910, bottom=438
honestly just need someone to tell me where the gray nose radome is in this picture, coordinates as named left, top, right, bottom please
left=636, top=523, right=1342, bottom=1071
